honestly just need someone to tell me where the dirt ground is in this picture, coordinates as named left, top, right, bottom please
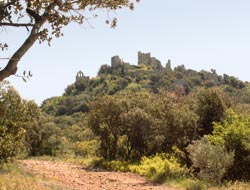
left=20, top=160, right=180, bottom=190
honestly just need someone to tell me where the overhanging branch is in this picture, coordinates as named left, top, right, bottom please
left=0, top=22, right=34, bottom=27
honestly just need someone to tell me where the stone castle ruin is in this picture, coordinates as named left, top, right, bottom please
left=110, top=51, right=171, bottom=72
left=76, top=51, right=172, bottom=78
left=111, top=55, right=130, bottom=74
left=138, top=51, right=163, bottom=70
left=76, top=71, right=84, bottom=80
left=75, top=71, right=89, bottom=82
left=111, top=56, right=123, bottom=69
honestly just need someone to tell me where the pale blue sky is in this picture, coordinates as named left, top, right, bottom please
left=2, top=0, right=250, bottom=104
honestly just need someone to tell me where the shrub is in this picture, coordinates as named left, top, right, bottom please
left=187, top=137, right=234, bottom=183
left=76, top=140, right=99, bottom=157
left=100, top=160, right=130, bottom=172
left=196, top=88, right=227, bottom=136
left=129, top=153, right=187, bottom=183
left=209, top=109, right=250, bottom=180
left=186, top=181, right=204, bottom=190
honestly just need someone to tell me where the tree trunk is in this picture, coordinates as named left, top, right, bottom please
left=0, top=30, right=39, bottom=80
left=0, top=2, right=56, bottom=81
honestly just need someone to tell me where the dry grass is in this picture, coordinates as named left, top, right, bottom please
left=0, top=162, right=62, bottom=190
left=208, top=181, right=250, bottom=190
left=0, top=173, right=50, bottom=190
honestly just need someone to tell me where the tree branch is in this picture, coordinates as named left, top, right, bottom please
left=0, top=30, right=39, bottom=80
left=0, top=2, right=58, bottom=81
left=26, top=8, right=41, bottom=21
left=0, top=22, right=34, bottom=27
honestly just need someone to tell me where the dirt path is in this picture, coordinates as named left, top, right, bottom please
left=20, top=160, right=180, bottom=190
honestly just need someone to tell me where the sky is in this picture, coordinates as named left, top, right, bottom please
left=2, top=0, right=250, bottom=105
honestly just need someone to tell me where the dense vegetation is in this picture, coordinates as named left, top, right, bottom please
left=1, top=56, right=250, bottom=189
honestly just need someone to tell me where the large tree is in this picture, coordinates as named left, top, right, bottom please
left=0, top=0, right=139, bottom=80
left=0, top=81, right=39, bottom=163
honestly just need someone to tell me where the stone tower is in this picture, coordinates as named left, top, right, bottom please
left=166, top=59, right=172, bottom=71
left=111, top=56, right=123, bottom=69
left=137, top=51, right=162, bottom=70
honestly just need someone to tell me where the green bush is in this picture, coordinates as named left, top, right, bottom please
left=209, top=109, right=250, bottom=180
left=129, top=153, right=187, bottom=183
left=100, top=160, right=130, bottom=172
left=76, top=140, right=100, bottom=157
left=187, top=137, right=234, bottom=183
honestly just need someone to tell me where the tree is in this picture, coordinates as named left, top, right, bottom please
left=196, top=88, right=227, bottom=136
left=123, top=107, right=153, bottom=159
left=152, top=91, right=198, bottom=153
left=0, top=82, right=39, bottom=163
left=87, top=92, right=156, bottom=160
left=88, top=95, right=126, bottom=160
left=0, top=0, right=139, bottom=80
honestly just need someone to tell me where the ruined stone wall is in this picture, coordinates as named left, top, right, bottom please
left=138, top=51, right=163, bottom=70
left=138, top=51, right=151, bottom=66
left=111, top=56, right=122, bottom=69
left=76, top=71, right=89, bottom=82
left=111, top=56, right=130, bottom=74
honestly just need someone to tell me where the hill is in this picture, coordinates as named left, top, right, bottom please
left=41, top=51, right=250, bottom=116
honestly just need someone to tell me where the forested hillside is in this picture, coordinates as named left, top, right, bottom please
left=42, top=52, right=250, bottom=116
left=1, top=52, right=250, bottom=189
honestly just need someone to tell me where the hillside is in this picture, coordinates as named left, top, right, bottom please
left=41, top=51, right=250, bottom=116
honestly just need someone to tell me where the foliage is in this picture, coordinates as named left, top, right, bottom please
left=75, top=139, right=100, bottom=157
left=24, top=112, right=97, bottom=158
left=155, top=91, right=198, bottom=152
left=41, top=94, right=89, bottom=116
left=129, top=153, right=188, bottom=183
left=0, top=82, right=39, bottom=164
left=87, top=91, right=200, bottom=161
left=209, top=109, right=250, bottom=180
left=25, top=114, right=63, bottom=156
left=186, top=137, right=234, bottom=183
left=195, top=88, right=228, bottom=136
left=88, top=95, right=127, bottom=160
left=98, top=160, right=130, bottom=172
left=223, top=74, right=245, bottom=89
left=122, top=107, right=154, bottom=159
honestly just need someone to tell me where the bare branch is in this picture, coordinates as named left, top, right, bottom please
left=0, top=22, right=34, bottom=27
left=0, top=58, right=19, bottom=60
